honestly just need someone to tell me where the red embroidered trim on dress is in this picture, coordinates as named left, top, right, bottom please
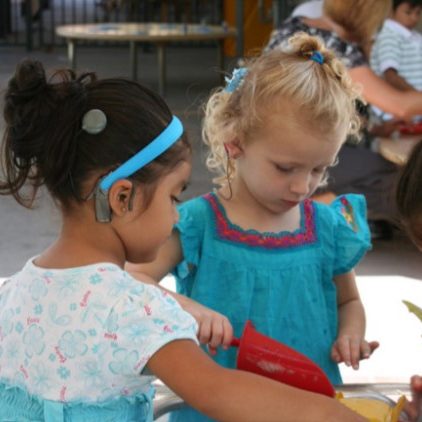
left=204, top=193, right=316, bottom=249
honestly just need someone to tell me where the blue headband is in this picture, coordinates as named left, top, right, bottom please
left=310, top=51, right=324, bottom=65
left=99, top=115, right=183, bottom=191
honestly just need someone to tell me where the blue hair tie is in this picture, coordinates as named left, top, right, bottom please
left=224, top=67, right=248, bottom=93
left=310, top=51, right=324, bottom=65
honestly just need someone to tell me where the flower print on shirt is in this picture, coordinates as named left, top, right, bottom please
left=54, top=273, right=81, bottom=298
left=58, top=330, right=88, bottom=358
left=80, top=299, right=108, bottom=324
left=80, top=360, right=104, bottom=388
left=105, top=309, right=119, bottom=333
left=23, top=325, right=45, bottom=358
left=120, top=321, right=151, bottom=346
left=48, top=303, right=71, bottom=326
left=15, top=322, right=24, bottom=334
left=0, top=308, right=14, bottom=337
left=57, top=366, right=70, bottom=380
left=108, top=275, right=139, bottom=297
left=89, top=273, right=103, bottom=285
left=109, top=348, right=139, bottom=375
left=30, top=362, right=51, bottom=394
left=29, top=277, right=48, bottom=301
left=4, top=341, right=19, bottom=363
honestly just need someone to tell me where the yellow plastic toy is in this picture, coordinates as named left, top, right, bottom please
left=336, top=392, right=406, bottom=422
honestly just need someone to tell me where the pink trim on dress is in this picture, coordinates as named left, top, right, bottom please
left=204, top=193, right=316, bottom=249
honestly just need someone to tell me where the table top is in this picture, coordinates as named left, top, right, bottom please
left=378, top=135, right=421, bottom=165
left=56, top=22, right=237, bottom=42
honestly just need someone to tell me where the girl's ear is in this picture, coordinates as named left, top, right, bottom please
left=224, top=138, right=244, bottom=159
left=108, top=180, right=137, bottom=218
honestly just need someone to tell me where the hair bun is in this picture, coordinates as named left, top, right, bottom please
left=8, top=59, right=48, bottom=103
left=287, top=32, right=331, bottom=63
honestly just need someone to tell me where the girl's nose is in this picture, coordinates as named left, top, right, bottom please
left=290, top=174, right=310, bottom=197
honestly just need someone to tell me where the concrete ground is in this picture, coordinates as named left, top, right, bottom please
left=1, top=43, right=422, bottom=394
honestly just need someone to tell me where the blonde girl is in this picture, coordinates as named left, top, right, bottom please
left=127, top=32, right=379, bottom=421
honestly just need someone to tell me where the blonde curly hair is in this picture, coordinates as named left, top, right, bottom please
left=202, top=32, right=363, bottom=187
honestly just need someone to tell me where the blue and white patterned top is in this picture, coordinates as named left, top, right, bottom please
left=0, top=259, right=198, bottom=421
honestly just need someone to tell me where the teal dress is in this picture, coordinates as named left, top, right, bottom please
left=175, top=192, right=371, bottom=381
left=170, top=193, right=371, bottom=422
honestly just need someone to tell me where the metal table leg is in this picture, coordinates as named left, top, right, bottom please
left=217, top=39, right=225, bottom=85
left=67, top=40, right=76, bottom=70
left=130, top=41, right=138, bottom=80
left=157, top=43, right=166, bottom=97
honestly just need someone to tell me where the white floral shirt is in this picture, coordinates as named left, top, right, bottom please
left=0, top=259, right=198, bottom=404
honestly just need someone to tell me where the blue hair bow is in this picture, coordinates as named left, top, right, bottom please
left=224, top=67, right=248, bottom=93
left=310, top=51, right=324, bottom=65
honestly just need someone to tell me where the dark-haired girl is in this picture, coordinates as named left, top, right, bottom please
left=0, top=60, right=366, bottom=421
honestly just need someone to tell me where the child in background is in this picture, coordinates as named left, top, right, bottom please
left=127, top=32, right=379, bottom=397
left=396, top=142, right=422, bottom=421
left=0, top=60, right=367, bottom=422
left=371, top=0, right=422, bottom=94
left=396, top=140, right=422, bottom=248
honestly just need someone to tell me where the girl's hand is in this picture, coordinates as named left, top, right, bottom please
left=401, top=375, right=422, bottom=422
left=178, top=295, right=233, bottom=355
left=331, top=335, right=379, bottom=369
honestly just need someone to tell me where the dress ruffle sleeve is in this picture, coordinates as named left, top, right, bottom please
left=173, top=198, right=205, bottom=280
left=329, top=194, right=372, bottom=275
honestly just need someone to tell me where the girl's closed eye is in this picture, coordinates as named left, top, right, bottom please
left=171, top=183, right=189, bottom=204
left=312, top=167, right=327, bottom=175
left=276, top=165, right=294, bottom=173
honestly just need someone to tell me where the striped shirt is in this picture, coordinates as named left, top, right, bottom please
left=371, top=19, right=422, bottom=91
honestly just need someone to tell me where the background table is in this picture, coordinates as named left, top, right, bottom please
left=378, top=135, right=422, bottom=165
left=56, top=22, right=237, bottom=96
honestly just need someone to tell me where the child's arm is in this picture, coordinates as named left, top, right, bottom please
left=331, top=271, right=379, bottom=369
left=147, top=339, right=366, bottom=422
left=125, top=231, right=234, bottom=353
left=383, top=68, right=415, bottom=92
left=403, top=375, right=422, bottom=422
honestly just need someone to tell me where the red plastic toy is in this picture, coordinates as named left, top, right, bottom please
left=231, top=320, right=336, bottom=397
left=399, top=122, right=422, bottom=135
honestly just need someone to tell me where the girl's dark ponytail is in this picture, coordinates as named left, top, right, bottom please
left=0, top=59, right=96, bottom=207
left=1, top=60, right=190, bottom=210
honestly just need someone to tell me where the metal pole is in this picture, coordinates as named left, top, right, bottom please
left=235, top=0, right=243, bottom=58
left=68, top=39, right=76, bottom=70
left=157, top=43, right=166, bottom=96
left=217, top=39, right=226, bottom=85
left=273, top=0, right=293, bottom=27
left=25, top=0, right=33, bottom=51
left=129, top=40, right=138, bottom=80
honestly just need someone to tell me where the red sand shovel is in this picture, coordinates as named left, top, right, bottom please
left=230, top=320, right=336, bottom=397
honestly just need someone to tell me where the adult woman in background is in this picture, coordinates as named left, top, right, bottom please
left=266, top=0, right=422, bottom=239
